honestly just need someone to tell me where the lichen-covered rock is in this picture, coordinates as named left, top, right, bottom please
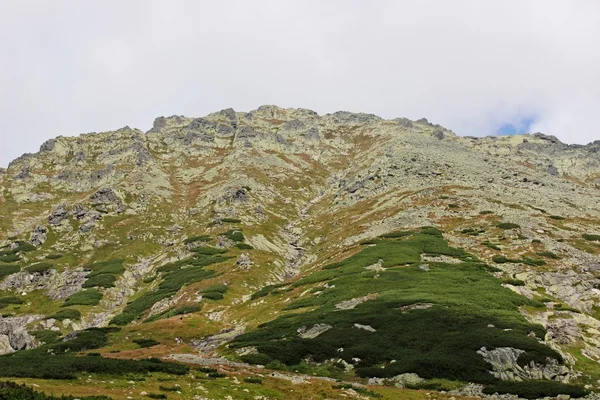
left=236, top=253, right=252, bottom=270
left=48, top=204, right=68, bottom=225
left=89, top=187, right=120, bottom=205
left=30, top=225, right=47, bottom=247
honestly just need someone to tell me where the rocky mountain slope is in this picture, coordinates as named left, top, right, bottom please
left=0, top=105, right=599, bottom=399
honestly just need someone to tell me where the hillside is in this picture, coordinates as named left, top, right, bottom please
left=1, top=105, right=600, bottom=399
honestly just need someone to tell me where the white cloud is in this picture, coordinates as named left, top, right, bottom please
left=1, top=0, right=599, bottom=166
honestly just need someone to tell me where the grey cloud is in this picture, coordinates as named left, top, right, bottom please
left=1, top=0, right=599, bottom=165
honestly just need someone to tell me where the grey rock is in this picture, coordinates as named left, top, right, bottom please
left=30, top=225, right=47, bottom=247
left=0, top=315, right=44, bottom=354
left=432, top=130, right=445, bottom=140
left=236, top=253, right=252, bottom=270
left=48, top=204, right=68, bottom=225
left=186, top=118, right=217, bottom=132
left=90, top=165, right=114, bottom=182
left=72, top=204, right=88, bottom=219
left=392, top=373, right=424, bottom=388
left=237, top=126, right=259, bottom=140
left=14, top=167, right=30, bottom=180
left=232, top=188, right=247, bottom=202
left=74, top=151, right=86, bottom=163
left=303, top=127, right=320, bottom=141
left=89, top=187, right=120, bottom=204
left=297, top=324, right=332, bottom=339
left=40, top=138, right=56, bottom=152
left=547, top=165, right=559, bottom=176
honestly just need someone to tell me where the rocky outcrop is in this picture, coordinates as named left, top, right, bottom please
left=297, top=324, right=332, bottom=339
left=89, top=187, right=120, bottom=205
left=48, top=204, right=68, bottom=225
left=0, top=315, right=43, bottom=354
left=477, top=346, right=578, bottom=382
left=29, top=225, right=47, bottom=247
left=236, top=253, right=252, bottom=270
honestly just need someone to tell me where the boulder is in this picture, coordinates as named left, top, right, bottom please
left=48, top=204, right=68, bottom=225
left=30, top=225, right=47, bottom=247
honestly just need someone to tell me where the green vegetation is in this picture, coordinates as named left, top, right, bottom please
left=110, top=253, right=227, bottom=325
left=45, top=254, right=63, bottom=259
left=250, top=284, right=286, bottom=300
left=497, top=222, right=521, bottom=230
left=0, top=264, right=20, bottom=279
left=221, top=218, right=241, bottom=223
left=479, top=210, right=494, bottom=215
left=191, top=246, right=227, bottom=255
left=144, top=304, right=202, bottom=323
left=461, top=228, right=485, bottom=236
left=243, top=377, right=263, bottom=384
left=482, top=241, right=501, bottom=251
left=82, top=274, right=116, bottom=288
left=503, top=279, right=525, bottom=286
left=50, top=308, right=81, bottom=321
left=537, top=251, right=560, bottom=259
left=0, top=241, right=36, bottom=263
left=32, top=330, right=61, bottom=345
left=201, top=285, right=228, bottom=300
left=0, top=296, right=24, bottom=309
left=0, top=328, right=188, bottom=380
left=183, top=235, right=211, bottom=244
left=482, top=381, right=588, bottom=399
left=583, top=234, right=600, bottom=241
left=0, top=381, right=111, bottom=400
left=235, top=243, right=254, bottom=250
left=85, top=259, right=125, bottom=277
left=223, top=230, right=244, bottom=242
left=133, top=338, right=159, bottom=348
left=148, top=394, right=167, bottom=399
left=202, top=292, right=224, bottom=300
left=26, top=262, right=54, bottom=274
left=233, top=228, right=557, bottom=384
left=63, top=289, right=103, bottom=307
left=492, top=255, right=545, bottom=266
left=549, top=215, right=565, bottom=220
left=82, top=259, right=124, bottom=289
left=0, top=254, right=20, bottom=263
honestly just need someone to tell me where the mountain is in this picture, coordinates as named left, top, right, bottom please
left=0, top=105, right=599, bottom=399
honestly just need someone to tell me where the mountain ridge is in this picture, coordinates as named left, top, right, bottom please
left=0, top=105, right=599, bottom=399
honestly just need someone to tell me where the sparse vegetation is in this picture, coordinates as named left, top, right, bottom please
left=0, top=264, right=20, bottom=279
left=82, top=273, right=116, bottom=288
left=50, top=308, right=81, bottom=321
left=223, top=230, right=244, bottom=242
left=110, top=253, right=226, bottom=325
left=497, top=222, right=521, bottom=230
left=144, top=304, right=202, bottom=323
left=537, top=251, right=560, bottom=259
left=63, top=289, right=103, bottom=307
left=0, top=328, right=188, bottom=379
left=183, top=235, right=211, bottom=244
left=0, top=381, right=111, bottom=400
left=482, top=381, right=588, bottom=399
left=0, top=296, right=24, bottom=309
left=133, top=338, right=160, bottom=348
left=583, top=234, right=600, bottom=241
left=234, top=229, right=554, bottom=383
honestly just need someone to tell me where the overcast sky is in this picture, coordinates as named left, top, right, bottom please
left=1, top=1, right=599, bottom=166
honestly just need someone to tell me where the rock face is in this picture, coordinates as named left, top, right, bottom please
left=0, top=315, right=43, bottom=354
left=477, top=347, right=578, bottom=383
